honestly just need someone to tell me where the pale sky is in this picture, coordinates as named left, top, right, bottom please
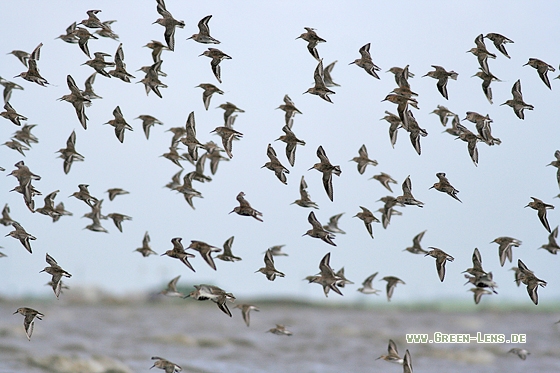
left=0, top=0, right=559, bottom=305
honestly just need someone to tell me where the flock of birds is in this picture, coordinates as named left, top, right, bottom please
left=1, top=1, right=559, bottom=370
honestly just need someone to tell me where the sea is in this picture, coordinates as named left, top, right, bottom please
left=1, top=294, right=559, bottom=373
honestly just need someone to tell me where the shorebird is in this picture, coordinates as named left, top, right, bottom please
left=83, top=72, right=102, bottom=100
left=185, top=284, right=235, bottom=316
left=106, top=213, right=132, bottom=232
left=188, top=15, right=220, bottom=44
left=144, top=40, right=168, bottom=63
left=296, top=27, right=325, bottom=60
left=106, top=188, right=129, bottom=201
left=472, top=69, right=501, bottom=104
left=323, top=213, right=345, bottom=234
left=58, top=75, right=90, bottom=129
left=423, top=65, right=458, bottom=99
left=381, top=276, right=405, bottom=302
left=161, top=237, right=196, bottom=272
left=508, top=348, right=530, bottom=360
left=0, top=76, right=24, bottom=103
left=175, top=173, right=202, bottom=209
left=196, top=83, right=223, bottom=111
left=211, top=126, right=242, bottom=158
left=292, top=175, right=318, bottom=209
left=82, top=52, right=115, bottom=78
left=396, top=175, right=423, bottom=207
left=539, top=226, right=560, bottom=254
left=150, top=356, right=181, bottom=372
left=350, top=144, right=377, bottom=174
left=230, top=192, right=262, bottom=221
left=188, top=240, right=221, bottom=270
left=276, top=94, right=302, bottom=127
left=1, top=102, right=27, bottom=126
left=108, top=43, right=135, bottom=82
left=160, top=275, right=184, bottom=297
left=95, top=20, right=118, bottom=40
left=491, top=236, right=521, bottom=266
left=137, top=60, right=167, bottom=98
left=12, top=124, right=38, bottom=147
left=256, top=249, right=285, bottom=281
left=217, top=102, right=244, bottom=126
left=235, top=304, right=259, bottom=327
left=357, top=272, right=381, bottom=294
left=13, top=307, right=43, bottom=340
left=153, top=0, right=185, bottom=51
left=216, top=236, right=242, bottom=262
left=484, top=33, right=514, bottom=58
left=36, top=190, right=62, bottom=219
left=323, top=60, right=340, bottom=87
left=275, top=125, right=305, bottom=166
left=179, top=112, right=203, bottom=161
left=403, top=349, right=413, bottom=373
left=430, top=105, right=456, bottom=126
left=501, top=79, right=533, bottom=120
left=309, top=145, right=341, bottom=201
left=199, top=48, right=231, bottom=83
left=425, top=247, right=454, bottom=282
left=349, top=43, right=380, bottom=78
left=6, top=222, right=36, bottom=253
left=430, top=172, right=461, bottom=202
left=455, top=123, right=481, bottom=166
left=79, top=9, right=104, bottom=28
left=516, top=259, right=546, bottom=305
left=304, top=59, right=335, bottom=103
left=305, top=252, right=343, bottom=297
left=136, top=115, right=163, bottom=140
left=303, top=211, right=336, bottom=246
left=8, top=50, right=29, bottom=67
left=335, top=267, right=354, bottom=288
left=547, top=150, right=560, bottom=188
left=467, top=34, right=496, bottom=76
left=262, top=144, right=289, bottom=184
left=402, top=110, right=427, bottom=155
left=53, top=202, right=72, bottom=223
left=370, top=172, right=397, bottom=193
left=463, top=248, right=498, bottom=294
left=267, top=324, right=293, bottom=336
left=525, top=197, right=554, bottom=233
left=403, top=230, right=428, bottom=254
left=105, top=106, right=133, bottom=143
left=73, top=27, right=98, bottom=57
left=262, top=245, right=287, bottom=257
left=376, top=339, right=403, bottom=364
left=464, top=111, right=500, bottom=146
left=135, top=232, right=157, bottom=257
left=353, top=206, right=379, bottom=238
left=3, top=139, right=29, bottom=156
left=524, top=58, right=555, bottom=89
left=470, top=287, right=492, bottom=305
left=0, top=204, right=15, bottom=226
left=14, top=43, right=48, bottom=86
left=40, top=253, right=71, bottom=298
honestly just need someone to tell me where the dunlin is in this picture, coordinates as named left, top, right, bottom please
left=40, top=253, right=71, bottom=298
left=235, top=304, right=259, bottom=327
left=216, top=236, right=242, bottom=262
left=161, top=237, right=196, bottom=272
left=525, top=197, right=554, bottom=233
left=425, top=247, right=454, bottom=282
left=188, top=15, right=220, bottom=44
left=292, top=175, right=318, bottom=209
left=13, top=307, right=43, bottom=340
left=303, top=211, right=336, bottom=246
left=256, top=249, right=285, bottom=281
left=230, top=191, right=263, bottom=222
left=357, top=272, right=381, bottom=295
left=185, top=284, right=235, bottom=317
left=153, top=0, right=185, bottom=51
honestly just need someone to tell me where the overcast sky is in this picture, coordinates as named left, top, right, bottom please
left=0, top=1, right=559, bottom=305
